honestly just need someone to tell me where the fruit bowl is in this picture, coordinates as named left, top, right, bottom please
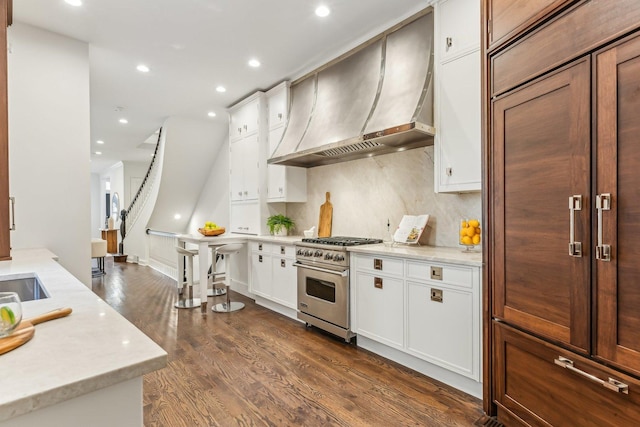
left=198, top=227, right=225, bottom=236
left=459, top=218, right=481, bottom=252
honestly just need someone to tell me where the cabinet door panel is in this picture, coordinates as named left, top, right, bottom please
left=271, top=257, right=296, bottom=309
left=492, top=58, right=590, bottom=352
left=436, top=49, right=481, bottom=192
left=251, top=252, right=272, bottom=297
left=438, top=0, right=480, bottom=60
left=407, top=281, right=477, bottom=379
left=595, top=32, right=640, bottom=375
left=494, top=322, right=640, bottom=427
left=229, top=141, right=244, bottom=201
left=355, top=272, right=404, bottom=348
left=487, top=0, right=570, bottom=50
left=241, top=133, right=259, bottom=200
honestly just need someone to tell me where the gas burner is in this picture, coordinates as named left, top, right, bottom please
left=301, top=236, right=383, bottom=246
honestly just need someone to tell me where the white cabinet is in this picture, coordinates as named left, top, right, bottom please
left=229, top=133, right=259, bottom=201
left=248, top=241, right=297, bottom=315
left=266, top=82, right=307, bottom=203
left=228, top=92, right=268, bottom=234
left=354, top=271, right=404, bottom=349
left=434, top=0, right=481, bottom=193
left=351, top=253, right=481, bottom=382
left=250, top=251, right=272, bottom=298
left=406, top=281, right=477, bottom=379
left=229, top=97, right=261, bottom=141
left=229, top=202, right=260, bottom=235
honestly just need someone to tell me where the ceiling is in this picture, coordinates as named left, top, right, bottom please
left=12, top=0, right=429, bottom=174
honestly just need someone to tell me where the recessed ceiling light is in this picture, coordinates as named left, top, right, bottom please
left=136, top=64, right=150, bottom=73
left=119, top=118, right=128, bottom=124
left=95, top=151, right=102, bottom=155
left=208, top=111, right=216, bottom=118
left=248, top=59, right=261, bottom=68
left=174, top=214, right=181, bottom=220
left=315, top=5, right=330, bottom=17
left=65, top=0, right=82, bottom=6
left=96, top=140, right=104, bottom=144
left=216, top=86, right=226, bottom=93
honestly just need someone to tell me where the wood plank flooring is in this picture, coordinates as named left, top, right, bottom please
left=91, top=261, right=483, bottom=426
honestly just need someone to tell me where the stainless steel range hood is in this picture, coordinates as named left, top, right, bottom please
left=269, top=9, right=434, bottom=168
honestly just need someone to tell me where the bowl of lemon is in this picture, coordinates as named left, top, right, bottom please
left=459, top=218, right=481, bottom=252
left=0, top=292, right=22, bottom=338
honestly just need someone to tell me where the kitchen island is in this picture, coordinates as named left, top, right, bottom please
left=0, top=249, right=167, bottom=426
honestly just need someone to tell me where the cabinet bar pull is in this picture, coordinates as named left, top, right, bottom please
left=374, top=258, right=383, bottom=270
left=9, top=197, right=15, bottom=231
left=568, top=195, right=582, bottom=257
left=374, top=277, right=383, bottom=289
left=595, top=193, right=611, bottom=261
left=554, top=357, right=628, bottom=394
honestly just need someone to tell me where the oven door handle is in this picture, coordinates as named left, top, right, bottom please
left=293, top=262, right=349, bottom=277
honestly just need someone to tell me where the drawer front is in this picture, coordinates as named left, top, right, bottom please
left=274, top=244, right=295, bottom=258
left=249, top=241, right=273, bottom=253
left=405, top=261, right=473, bottom=289
left=491, top=0, right=640, bottom=95
left=494, top=322, right=640, bottom=427
left=354, top=255, right=403, bottom=276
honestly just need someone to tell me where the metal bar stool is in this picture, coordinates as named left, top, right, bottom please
left=207, top=246, right=227, bottom=297
left=175, top=246, right=202, bottom=309
left=211, top=243, right=245, bottom=313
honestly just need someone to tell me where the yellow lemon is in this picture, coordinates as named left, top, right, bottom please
left=469, top=219, right=480, bottom=228
left=460, top=228, right=467, bottom=236
left=476, top=227, right=481, bottom=235
left=466, top=227, right=476, bottom=237
left=461, top=220, right=468, bottom=228
left=1, top=306, right=15, bottom=324
left=462, top=236, right=473, bottom=245
left=472, top=234, right=481, bottom=245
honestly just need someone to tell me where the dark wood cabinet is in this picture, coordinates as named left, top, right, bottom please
left=0, top=0, right=11, bottom=261
left=593, top=33, right=640, bottom=377
left=486, top=0, right=571, bottom=51
left=101, top=229, right=118, bottom=254
left=491, top=57, right=591, bottom=354
left=484, top=1, right=640, bottom=424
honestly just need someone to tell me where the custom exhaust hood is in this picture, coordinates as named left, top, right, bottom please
left=269, top=9, right=434, bottom=168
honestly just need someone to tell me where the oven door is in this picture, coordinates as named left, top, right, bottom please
left=295, top=262, right=349, bottom=329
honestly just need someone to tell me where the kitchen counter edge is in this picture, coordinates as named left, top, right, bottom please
left=346, top=244, right=483, bottom=266
left=0, top=248, right=167, bottom=422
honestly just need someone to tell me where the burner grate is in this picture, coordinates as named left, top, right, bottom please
left=301, top=236, right=383, bottom=246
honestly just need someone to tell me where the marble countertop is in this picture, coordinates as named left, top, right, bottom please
left=347, top=244, right=483, bottom=267
left=0, top=249, right=167, bottom=422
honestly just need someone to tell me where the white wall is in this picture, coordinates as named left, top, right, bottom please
left=90, top=174, right=101, bottom=238
left=287, top=146, right=482, bottom=247
left=122, top=160, right=150, bottom=208
left=7, top=23, right=91, bottom=285
left=147, top=116, right=227, bottom=233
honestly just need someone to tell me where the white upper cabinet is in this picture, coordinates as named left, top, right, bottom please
left=229, top=95, right=261, bottom=141
left=266, top=82, right=307, bottom=203
left=434, top=0, right=482, bottom=193
left=438, top=0, right=480, bottom=61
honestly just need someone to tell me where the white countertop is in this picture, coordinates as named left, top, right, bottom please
left=347, top=244, right=483, bottom=267
left=0, top=249, right=167, bottom=422
left=182, top=233, right=483, bottom=266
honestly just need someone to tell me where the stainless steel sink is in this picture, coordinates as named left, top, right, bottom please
left=0, top=273, right=49, bottom=301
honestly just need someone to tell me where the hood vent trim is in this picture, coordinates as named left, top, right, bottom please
left=269, top=8, right=434, bottom=168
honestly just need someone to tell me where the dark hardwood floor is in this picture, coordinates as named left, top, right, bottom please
left=91, top=260, right=483, bottom=427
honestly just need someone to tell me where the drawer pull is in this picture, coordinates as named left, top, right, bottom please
left=374, top=258, right=383, bottom=270
left=374, top=277, right=383, bottom=289
left=554, top=357, right=628, bottom=394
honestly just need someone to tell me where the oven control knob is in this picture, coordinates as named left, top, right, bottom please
left=296, top=249, right=304, bottom=255
left=304, top=250, right=313, bottom=256
left=314, top=250, right=323, bottom=257
left=335, top=254, right=344, bottom=261
left=324, top=253, right=333, bottom=260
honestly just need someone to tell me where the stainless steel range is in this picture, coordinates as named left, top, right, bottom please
left=295, top=236, right=382, bottom=342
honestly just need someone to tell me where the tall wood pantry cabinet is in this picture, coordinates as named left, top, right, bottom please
left=483, top=1, right=640, bottom=425
left=0, top=0, right=10, bottom=261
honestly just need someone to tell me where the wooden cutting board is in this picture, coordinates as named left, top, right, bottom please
left=0, top=307, right=72, bottom=356
left=318, top=192, right=333, bottom=238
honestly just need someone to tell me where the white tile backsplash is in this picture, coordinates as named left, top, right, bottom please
left=286, top=146, right=482, bottom=247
